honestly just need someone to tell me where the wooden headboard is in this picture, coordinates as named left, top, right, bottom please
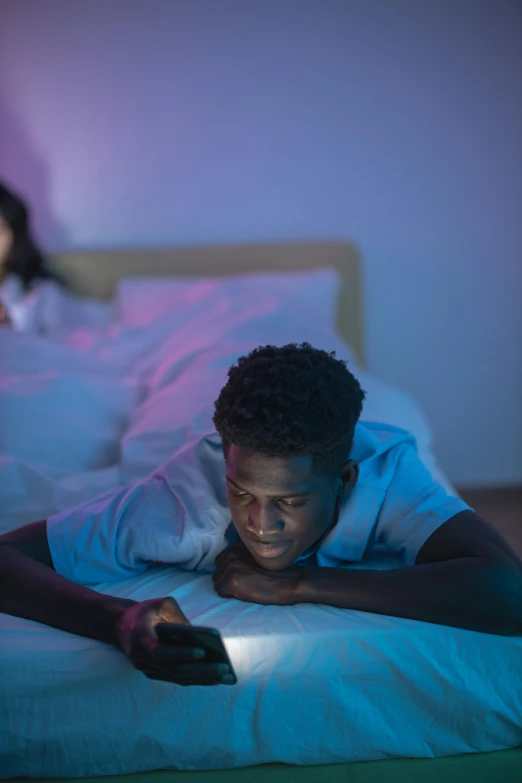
left=50, top=240, right=364, bottom=364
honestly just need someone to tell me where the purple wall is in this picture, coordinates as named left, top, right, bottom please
left=1, top=0, right=521, bottom=485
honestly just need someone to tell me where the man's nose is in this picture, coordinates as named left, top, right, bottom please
left=245, top=502, right=284, bottom=538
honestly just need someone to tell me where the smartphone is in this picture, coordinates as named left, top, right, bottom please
left=155, top=623, right=237, bottom=684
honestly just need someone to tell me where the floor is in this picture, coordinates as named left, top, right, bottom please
left=457, top=486, right=522, bottom=559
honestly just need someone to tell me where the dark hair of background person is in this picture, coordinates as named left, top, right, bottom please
left=213, top=342, right=366, bottom=476
left=0, top=181, right=62, bottom=291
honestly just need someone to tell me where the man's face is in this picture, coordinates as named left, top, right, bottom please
left=225, top=445, right=357, bottom=571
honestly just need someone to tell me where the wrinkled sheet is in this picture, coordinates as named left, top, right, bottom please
left=2, top=561, right=522, bottom=777
left=2, top=275, right=520, bottom=776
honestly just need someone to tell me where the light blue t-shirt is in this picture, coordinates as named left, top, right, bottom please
left=46, top=422, right=471, bottom=585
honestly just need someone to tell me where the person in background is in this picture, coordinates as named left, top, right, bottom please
left=0, top=180, right=64, bottom=331
left=0, top=180, right=115, bottom=335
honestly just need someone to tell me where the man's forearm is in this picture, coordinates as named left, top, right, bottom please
left=295, top=557, right=522, bottom=636
left=0, top=544, right=135, bottom=645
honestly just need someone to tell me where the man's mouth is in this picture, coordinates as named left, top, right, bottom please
left=248, top=540, right=292, bottom=559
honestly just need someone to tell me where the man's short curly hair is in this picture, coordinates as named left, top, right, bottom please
left=213, top=342, right=366, bottom=476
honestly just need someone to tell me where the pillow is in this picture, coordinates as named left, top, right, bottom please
left=116, top=268, right=359, bottom=392
left=117, top=267, right=343, bottom=333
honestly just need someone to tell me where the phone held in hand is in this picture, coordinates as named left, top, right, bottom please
left=155, top=623, right=238, bottom=685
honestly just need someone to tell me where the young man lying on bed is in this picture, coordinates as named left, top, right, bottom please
left=1, top=343, right=522, bottom=687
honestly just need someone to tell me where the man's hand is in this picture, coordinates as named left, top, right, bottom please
left=213, top=541, right=303, bottom=605
left=114, top=596, right=233, bottom=685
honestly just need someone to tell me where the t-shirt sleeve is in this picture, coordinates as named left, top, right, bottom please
left=46, top=434, right=229, bottom=585
left=370, top=443, right=472, bottom=566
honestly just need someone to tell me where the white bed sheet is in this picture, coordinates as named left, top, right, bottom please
left=2, top=559, right=522, bottom=778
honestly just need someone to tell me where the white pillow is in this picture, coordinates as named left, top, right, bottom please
left=117, top=267, right=342, bottom=331
left=116, top=268, right=360, bottom=391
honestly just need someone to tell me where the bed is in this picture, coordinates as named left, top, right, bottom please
left=1, top=241, right=521, bottom=782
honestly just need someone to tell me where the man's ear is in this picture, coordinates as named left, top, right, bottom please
left=339, top=459, right=359, bottom=492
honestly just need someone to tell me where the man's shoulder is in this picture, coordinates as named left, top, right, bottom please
left=352, top=421, right=418, bottom=465
left=158, top=431, right=228, bottom=507
left=348, top=421, right=428, bottom=501
left=160, top=431, right=224, bottom=469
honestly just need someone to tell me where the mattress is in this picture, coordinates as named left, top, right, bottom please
left=2, top=555, right=522, bottom=777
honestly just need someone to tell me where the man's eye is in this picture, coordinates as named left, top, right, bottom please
left=279, top=499, right=306, bottom=509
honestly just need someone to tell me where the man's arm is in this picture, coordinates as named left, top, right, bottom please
left=0, top=521, right=233, bottom=685
left=0, top=521, right=135, bottom=645
left=294, top=511, right=522, bottom=636
left=213, top=511, right=522, bottom=636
